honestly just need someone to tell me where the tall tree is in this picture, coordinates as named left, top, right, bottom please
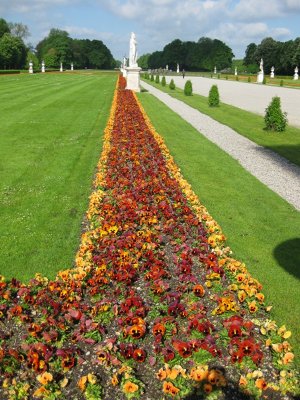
left=243, top=43, right=257, bottom=65
left=137, top=53, right=150, bottom=69
left=148, top=51, right=164, bottom=69
left=163, top=39, right=184, bottom=70
left=36, top=29, right=73, bottom=67
left=0, top=32, right=27, bottom=69
left=254, top=37, right=281, bottom=73
left=8, top=22, right=30, bottom=40
left=0, top=18, right=10, bottom=38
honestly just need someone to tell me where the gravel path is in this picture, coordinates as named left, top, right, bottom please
left=141, top=81, right=300, bottom=211
left=164, top=75, right=300, bottom=128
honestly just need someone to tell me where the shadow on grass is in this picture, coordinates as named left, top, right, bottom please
left=274, top=238, right=300, bottom=280
left=256, top=144, right=300, bottom=169
left=253, top=145, right=300, bottom=173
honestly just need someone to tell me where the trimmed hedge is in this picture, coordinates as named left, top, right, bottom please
left=0, top=70, right=20, bottom=74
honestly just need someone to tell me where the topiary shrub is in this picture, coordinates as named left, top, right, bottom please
left=150, top=74, right=154, bottom=81
left=208, top=84, right=220, bottom=107
left=155, top=75, right=160, bottom=83
left=280, top=79, right=284, bottom=87
left=248, top=76, right=251, bottom=83
left=264, top=96, right=287, bottom=132
left=225, top=75, right=228, bottom=80
left=169, top=79, right=175, bottom=90
left=262, top=77, right=267, bottom=84
left=184, top=80, right=193, bottom=96
left=161, top=76, right=166, bottom=86
left=235, top=75, right=239, bottom=81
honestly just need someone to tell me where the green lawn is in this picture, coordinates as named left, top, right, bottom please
left=0, top=71, right=118, bottom=281
left=137, top=91, right=300, bottom=367
left=142, top=79, right=300, bottom=167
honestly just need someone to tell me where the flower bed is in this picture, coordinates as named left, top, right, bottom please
left=0, top=76, right=298, bottom=399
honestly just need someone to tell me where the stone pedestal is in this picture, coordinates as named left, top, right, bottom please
left=126, top=66, right=141, bottom=92
left=257, top=71, right=264, bottom=83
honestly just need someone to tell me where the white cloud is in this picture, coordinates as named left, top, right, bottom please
left=0, top=0, right=75, bottom=13
left=64, top=25, right=114, bottom=41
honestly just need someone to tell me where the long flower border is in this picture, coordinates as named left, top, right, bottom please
left=0, top=75, right=298, bottom=399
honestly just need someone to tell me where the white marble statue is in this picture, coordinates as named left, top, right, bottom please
left=29, top=61, right=33, bottom=74
left=166, top=64, right=168, bottom=70
left=71, top=62, right=74, bottom=71
left=257, top=58, right=264, bottom=83
left=214, top=66, right=217, bottom=74
left=270, top=66, right=275, bottom=78
left=60, top=62, right=63, bottom=72
left=234, top=67, right=237, bottom=76
left=294, top=66, right=299, bottom=80
left=177, top=63, right=179, bottom=73
left=129, top=32, right=138, bottom=67
left=41, top=60, right=45, bottom=73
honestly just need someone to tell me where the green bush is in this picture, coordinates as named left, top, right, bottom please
left=280, top=79, right=284, bottom=87
left=248, top=76, right=251, bottom=83
left=264, top=96, right=287, bottom=132
left=169, top=79, right=175, bottom=90
left=144, top=72, right=149, bottom=79
left=225, top=75, right=228, bottom=80
left=155, top=75, right=160, bottom=83
left=217, top=74, right=220, bottom=79
left=150, top=74, right=154, bottom=81
left=161, top=76, right=166, bottom=86
left=236, top=75, right=239, bottom=81
left=208, top=84, right=220, bottom=107
left=262, top=77, right=267, bottom=84
left=184, top=80, right=193, bottom=96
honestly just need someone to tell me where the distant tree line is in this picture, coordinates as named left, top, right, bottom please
left=244, top=37, right=300, bottom=75
left=138, top=37, right=235, bottom=71
left=36, top=29, right=116, bottom=69
left=0, top=17, right=116, bottom=70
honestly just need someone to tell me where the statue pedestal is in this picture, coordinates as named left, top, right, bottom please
left=293, top=73, right=298, bottom=80
left=257, top=71, right=264, bottom=83
left=126, top=66, right=141, bottom=92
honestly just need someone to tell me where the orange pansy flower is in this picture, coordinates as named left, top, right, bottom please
left=162, top=381, right=180, bottom=397
left=193, top=284, right=205, bottom=297
left=123, top=380, right=139, bottom=393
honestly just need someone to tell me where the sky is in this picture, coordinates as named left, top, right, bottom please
left=1, top=0, right=300, bottom=61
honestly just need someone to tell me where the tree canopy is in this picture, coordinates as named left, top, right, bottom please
left=0, top=18, right=27, bottom=69
left=243, top=37, right=300, bottom=75
left=36, top=29, right=116, bottom=69
left=144, top=37, right=234, bottom=71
